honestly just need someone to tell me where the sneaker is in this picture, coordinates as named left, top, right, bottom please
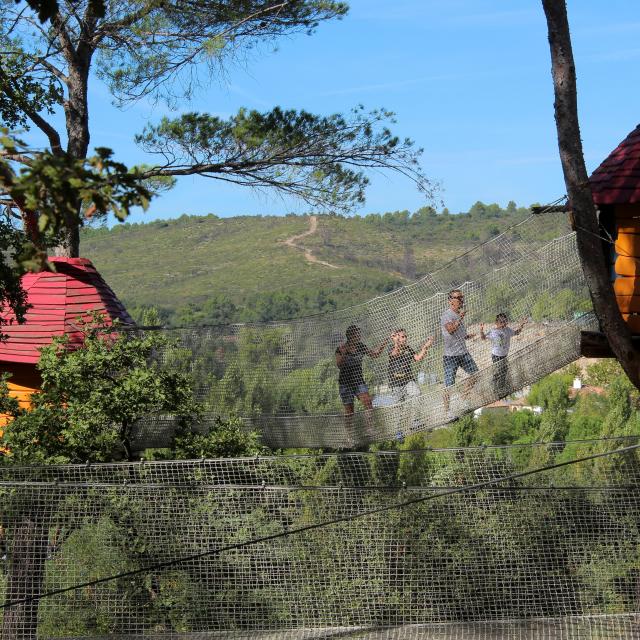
left=445, top=410, right=457, bottom=423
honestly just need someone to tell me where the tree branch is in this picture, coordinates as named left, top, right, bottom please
left=34, top=55, right=68, bottom=82
left=0, top=66, right=63, bottom=155
left=0, top=152, right=34, bottom=165
left=91, top=0, right=163, bottom=44
left=51, top=10, right=77, bottom=63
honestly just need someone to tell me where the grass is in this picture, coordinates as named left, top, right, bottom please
left=80, top=203, right=568, bottom=322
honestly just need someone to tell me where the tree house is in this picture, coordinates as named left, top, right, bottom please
left=580, top=124, right=640, bottom=357
left=0, top=257, right=133, bottom=412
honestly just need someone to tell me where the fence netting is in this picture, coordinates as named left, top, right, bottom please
left=128, top=210, right=596, bottom=450
left=1, top=439, right=639, bottom=638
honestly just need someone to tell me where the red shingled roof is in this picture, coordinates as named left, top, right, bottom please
left=0, top=257, right=134, bottom=364
left=590, top=124, right=640, bottom=205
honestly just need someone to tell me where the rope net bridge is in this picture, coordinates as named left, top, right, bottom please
left=132, top=209, right=595, bottom=450
left=1, top=439, right=639, bottom=638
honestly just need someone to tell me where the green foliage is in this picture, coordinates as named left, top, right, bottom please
left=511, top=410, right=541, bottom=440
left=200, top=327, right=343, bottom=418
left=602, top=376, right=635, bottom=434
left=94, top=1, right=348, bottom=104
left=17, top=0, right=105, bottom=24
left=0, top=215, right=29, bottom=326
left=242, top=291, right=305, bottom=323
left=136, top=106, right=430, bottom=214
left=584, top=359, right=627, bottom=387
left=0, top=315, right=261, bottom=466
left=2, top=362, right=640, bottom=635
left=556, top=372, right=640, bottom=484
left=483, top=283, right=513, bottom=318
left=169, top=416, right=263, bottom=459
left=519, top=386, right=571, bottom=466
left=531, top=289, right=590, bottom=322
left=0, top=135, right=154, bottom=234
left=180, top=324, right=344, bottom=419
left=175, top=295, right=238, bottom=326
left=453, top=415, right=478, bottom=447
left=81, top=201, right=564, bottom=325
left=0, top=317, right=198, bottom=464
left=0, top=314, right=263, bottom=637
left=276, top=358, right=342, bottom=415
left=1, top=0, right=430, bottom=253
left=0, top=54, right=62, bottom=130
left=560, top=362, right=580, bottom=380
left=528, top=373, right=572, bottom=411
left=475, top=411, right=520, bottom=445
left=0, top=129, right=156, bottom=308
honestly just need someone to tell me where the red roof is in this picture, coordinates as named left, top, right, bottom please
left=590, top=124, right=640, bottom=205
left=0, top=257, right=134, bottom=364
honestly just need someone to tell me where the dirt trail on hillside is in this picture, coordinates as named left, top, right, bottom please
left=281, top=215, right=340, bottom=269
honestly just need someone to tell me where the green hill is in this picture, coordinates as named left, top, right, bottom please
left=79, top=202, right=561, bottom=325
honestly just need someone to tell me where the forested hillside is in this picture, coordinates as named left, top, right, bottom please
left=81, top=201, right=566, bottom=325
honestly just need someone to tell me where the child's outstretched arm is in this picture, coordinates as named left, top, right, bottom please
left=369, top=336, right=391, bottom=358
left=414, top=336, right=434, bottom=362
left=514, top=318, right=528, bottom=335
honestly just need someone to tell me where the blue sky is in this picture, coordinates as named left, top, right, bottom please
left=82, top=0, right=640, bottom=222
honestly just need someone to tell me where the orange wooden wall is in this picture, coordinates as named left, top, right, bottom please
left=0, top=364, right=40, bottom=438
left=613, top=203, right=640, bottom=332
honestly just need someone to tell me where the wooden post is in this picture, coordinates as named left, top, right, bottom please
left=580, top=330, right=640, bottom=358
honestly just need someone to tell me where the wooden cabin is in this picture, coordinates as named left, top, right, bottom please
left=0, top=257, right=134, bottom=411
left=581, top=124, right=640, bottom=357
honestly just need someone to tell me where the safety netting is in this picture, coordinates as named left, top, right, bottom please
left=1, top=438, right=639, bottom=639
left=129, top=208, right=596, bottom=450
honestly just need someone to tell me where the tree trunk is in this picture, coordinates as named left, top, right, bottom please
left=541, top=0, right=640, bottom=389
left=52, top=224, right=81, bottom=258
left=1, top=514, right=48, bottom=640
left=55, top=31, right=93, bottom=258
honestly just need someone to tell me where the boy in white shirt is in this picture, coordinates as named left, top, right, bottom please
left=480, top=313, right=526, bottom=398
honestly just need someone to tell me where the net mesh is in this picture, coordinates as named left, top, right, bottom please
left=1, top=440, right=639, bottom=639
left=129, top=211, right=595, bottom=450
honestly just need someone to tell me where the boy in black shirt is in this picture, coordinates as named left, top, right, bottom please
left=336, top=325, right=389, bottom=434
left=388, top=328, right=433, bottom=403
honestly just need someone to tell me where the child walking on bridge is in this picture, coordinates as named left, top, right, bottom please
left=336, top=325, right=389, bottom=437
left=388, top=329, right=433, bottom=403
left=480, top=313, right=527, bottom=399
